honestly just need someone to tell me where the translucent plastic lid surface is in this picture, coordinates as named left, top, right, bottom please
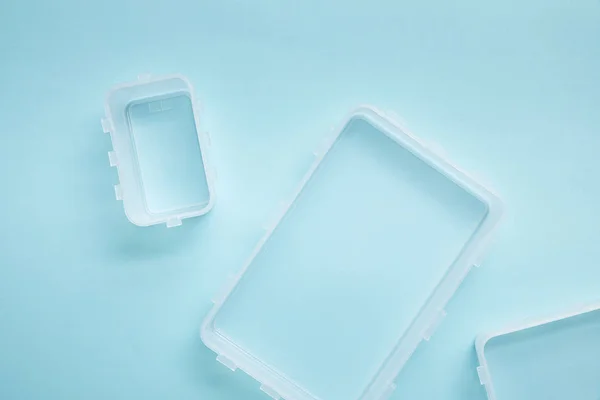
left=476, top=303, right=600, bottom=400
left=202, top=106, right=503, bottom=400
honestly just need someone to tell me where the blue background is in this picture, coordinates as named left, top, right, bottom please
left=1, top=0, right=599, bottom=399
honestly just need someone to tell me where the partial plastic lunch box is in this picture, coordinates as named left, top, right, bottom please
left=201, top=106, right=504, bottom=400
left=102, top=74, right=214, bottom=227
left=476, top=302, right=600, bottom=400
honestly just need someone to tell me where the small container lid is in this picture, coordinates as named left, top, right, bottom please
left=102, top=74, right=214, bottom=227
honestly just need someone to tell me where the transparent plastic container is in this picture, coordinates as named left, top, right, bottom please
left=201, top=106, right=504, bottom=400
left=102, top=74, right=214, bottom=227
left=476, top=303, right=600, bottom=400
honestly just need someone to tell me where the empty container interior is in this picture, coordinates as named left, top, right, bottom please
left=483, top=308, right=600, bottom=400
left=127, top=93, right=210, bottom=214
left=210, top=115, right=489, bottom=400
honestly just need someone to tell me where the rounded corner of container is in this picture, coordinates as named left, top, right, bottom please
left=344, top=106, right=408, bottom=138
left=204, top=196, right=217, bottom=215
left=168, top=73, right=194, bottom=91
left=126, top=215, right=152, bottom=228
left=347, top=105, right=381, bottom=123
left=475, top=333, right=493, bottom=357
left=195, top=194, right=216, bottom=218
left=352, top=104, right=379, bottom=115
left=122, top=203, right=152, bottom=228
left=482, top=191, right=505, bottom=223
left=199, top=318, right=217, bottom=347
left=104, top=86, right=120, bottom=108
left=335, top=105, right=384, bottom=135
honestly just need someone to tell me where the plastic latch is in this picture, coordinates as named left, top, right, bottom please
left=114, top=184, right=123, bottom=201
left=166, top=217, right=182, bottom=228
left=477, top=365, right=489, bottom=385
left=216, top=354, right=237, bottom=371
left=423, top=310, right=447, bottom=341
left=101, top=117, right=112, bottom=134
left=380, top=383, right=397, bottom=400
left=260, top=385, right=281, bottom=400
left=108, top=151, right=118, bottom=167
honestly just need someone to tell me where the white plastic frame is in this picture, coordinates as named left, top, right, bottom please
left=102, top=74, right=215, bottom=227
left=201, top=106, right=504, bottom=400
left=475, top=302, right=600, bottom=400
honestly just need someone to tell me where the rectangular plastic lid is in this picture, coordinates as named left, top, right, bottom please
left=202, top=106, right=503, bottom=400
left=102, top=74, right=214, bottom=227
left=476, top=303, right=600, bottom=400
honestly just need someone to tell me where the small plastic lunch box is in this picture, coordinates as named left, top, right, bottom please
left=102, top=74, right=214, bottom=227
left=476, top=302, right=600, bottom=400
